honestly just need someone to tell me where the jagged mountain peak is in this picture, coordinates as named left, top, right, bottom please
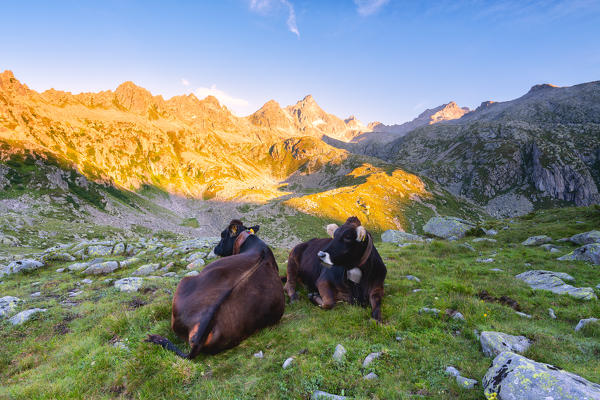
left=528, top=83, right=559, bottom=93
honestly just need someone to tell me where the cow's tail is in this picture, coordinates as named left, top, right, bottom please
left=145, top=334, right=189, bottom=358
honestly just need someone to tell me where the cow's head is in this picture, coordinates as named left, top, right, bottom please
left=214, top=219, right=260, bottom=257
left=317, top=217, right=370, bottom=268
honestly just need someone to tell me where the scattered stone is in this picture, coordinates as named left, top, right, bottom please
left=68, top=290, right=83, bottom=297
left=133, top=263, right=160, bottom=276
left=163, top=272, right=177, bottom=277
left=363, top=372, right=378, bottom=380
left=403, top=275, right=420, bottom=282
left=540, top=243, right=560, bottom=253
left=489, top=268, right=503, bottom=272
left=445, top=309, right=465, bottom=321
left=8, top=308, right=47, bottom=325
left=186, top=258, right=205, bottom=269
left=570, top=230, right=600, bottom=245
left=480, top=331, right=531, bottom=357
left=184, top=271, right=199, bottom=277
left=423, top=216, right=474, bottom=239
left=282, top=357, right=294, bottom=369
left=522, top=235, right=552, bottom=246
left=456, top=375, right=477, bottom=389
left=548, top=308, right=556, bottom=319
left=483, top=228, right=498, bottom=236
left=112, top=341, right=129, bottom=350
left=476, top=258, right=494, bottom=263
left=80, top=278, right=93, bottom=285
left=483, top=351, right=600, bottom=400
left=45, top=252, right=76, bottom=262
left=557, top=243, right=600, bottom=265
left=114, top=277, right=143, bottom=293
left=515, top=270, right=597, bottom=300
left=86, top=245, right=113, bottom=257
left=472, top=238, right=497, bottom=243
left=574, top=318, right=598, bottom=332
left=419, top=307, right=440, bottom=315
left=254, top=351, right=264, bottom=359
left=445, top=366, right=460, bottom=377
left=6, top=259, right=44, bottom=274
left=332, top=344, right=346, bottom=362
left=362, top=352, right=381, bottom=368
left=119, top=257, right=139, bottom=267
left=311, top=391, right=347, bottom=400
left=0, top=296, right=21, bottom=318
left=56, top=268, right=65, bottom=273
left=30, top=292, right=41, bottom=298
left=460, top=243, right=475, bottom=251
left=447, top=236, right=459, bottom=242
left=381, top=230, right=423, bottom=243
left=524, top=262, right=532, bottom=266
left=515, top=311, right=532, bottom=318
left=412, top=289, right=422, bottom=293
left=83, top=261, right=120, bottom=275
left=68, top=262, right=90, bottom=272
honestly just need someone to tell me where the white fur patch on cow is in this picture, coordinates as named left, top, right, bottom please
left=347, top=267, right=362, bottom=283
left=356, top=226, right=367, bottom=242
left=319, top=251, right=333, bottom=266
left=326, top=224, right=339, bottom=238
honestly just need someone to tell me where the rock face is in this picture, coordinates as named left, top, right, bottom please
left=480, top=331, right=531, bottom=357
left=8, top=308, right=47, bottom=325
left=423, top=217, right=473, bottom=239
left=0, top=296, right=21, bottom=318
left=381, top=230, right=423, bottom=243
left=521, top=235, right=552, bottom=246
left=570, top=230, right=600, bottom=245
left=483, top=351, right=600, bottom=400
left=515, top=270, right=597, bottom=300
left=557, top=243, right=600, bottom=265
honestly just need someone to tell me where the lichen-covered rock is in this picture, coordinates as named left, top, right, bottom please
left=557, top=243, right=600, bottom=265
left=570, top=230, right=600, bottom=245
left=83, top=261, right=120, bottom=275
left=483, top=351, right=600, bottom=400
left=186, top=258, right=205, bottom=269
left=540, top=243, right=560, bottom=253
left=119, top=257, right=139, bottom=267
left=114, top=277, right=143, bottom=292
left=0, top=296, right=21, bottom=318
left=480, top=331, right=531, bottom=357
left=515, top=270, right=597, bottom=300
left=381, top=230, right=423, bottom=243
left=455, top=375, right=477, bottom=389
left=0, top=234, right=20, bottom=246
left=86, top=245, right=113, bottom=257
left=332, top=344, right=346, bottom=362
left=423, top=217, right=474, bottom=239
left=6, top=259, right=44, bottom=274
left=8, top=308, right=47, bottom=325
left=68, top=262, right=90, bottom=272
left=521, top=235, right=552, bottom=246
left=133, top=263, right=160, bottom=276
left=112, top=243, right=126, bottom=255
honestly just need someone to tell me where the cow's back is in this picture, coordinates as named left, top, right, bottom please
left=289, top=238, right=331, bottom=290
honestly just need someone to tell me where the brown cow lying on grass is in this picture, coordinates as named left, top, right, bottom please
left=146, top=220, right=285, bottom=358
left=284, top=217, right=387, bottom=322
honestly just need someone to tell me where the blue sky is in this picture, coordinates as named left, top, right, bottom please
left=1, top=0, right=599, bottom=124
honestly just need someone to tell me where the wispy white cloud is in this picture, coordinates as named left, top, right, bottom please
left=354, top=0, right=390, bottom=16
left=194, top=84, right=249, bottom=112
left=181, top=78, right=190, bottom=86
left=249, top=0, right=300, bottom=37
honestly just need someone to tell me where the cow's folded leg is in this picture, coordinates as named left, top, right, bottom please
left=316, top=281, right=336, bottom=310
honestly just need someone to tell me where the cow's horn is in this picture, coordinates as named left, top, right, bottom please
left=326, top=224, right=339, bottom=238
left=356, top=226, right=367, bottom=242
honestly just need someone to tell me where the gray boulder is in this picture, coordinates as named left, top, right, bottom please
left=381, top=230, right=423, bottom=243
left=557, top=243, right=600, bottom=265
left=575, top=318, right=598, bottom=332
left=119, top=257, right=139, bottom=267
left=456, top=375, right=478, bottom=389
left=515, top=270, right=597, bottom=300
left=83, top=261, right=120, bottom=275
left=86, top=245, right=113, bottom=257
left=483, top=351, right=600, bottom=400
left=282, top=357, right=294, bottom=369
left=363, top=372, right=378, bottom=380
left=540, top=243, right=560, bottom=253
left=570, top=230, right=600, bottom=245
left=0, top=296, right=21, bottom=318
left=133, top=263, right=160, bottom=276
left=8, top=308, right=47, bottom=325
left=522, top=235, right=552, bottom=246
left=332, top=344, right=346, bottom=362
left=423, top=217, right=474, bottom=239
left=6, top=259, right=44, bottom=274
left=312, top=391, right=347, bottom=400
left=480, top=331, right=531, bottom=357
left=186, top=259, right=205, bottom=269
left=362, top=351, right=382, bottom=368
left=114, top=277, right=143, bottom=292
left=68, top=262, right=90, bottom=272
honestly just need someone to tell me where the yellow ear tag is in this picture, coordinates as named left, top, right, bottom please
left=249, top=229, right=254, bottom=234
left=231, top=226, right=237, bottom=235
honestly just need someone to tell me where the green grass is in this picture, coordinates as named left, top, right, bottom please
left=0, top=206, right=599, bottom=399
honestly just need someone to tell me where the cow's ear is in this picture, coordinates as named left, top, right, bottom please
left=326, top=224, right=339, bottom=238
left=248, top=225, right=259, bottom=234
left=356, top=226, right=367, bottom=242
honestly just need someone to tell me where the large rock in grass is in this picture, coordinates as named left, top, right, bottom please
left=423, top=217, right=474, bottom=239
left=483, top=351, right=600, bottom=400
left=480, top=331, right=531, bottom=357
left=86, top=245, right=113, bottom=257
left=68, top=262, right=90, bottom=272
left=521, top=235, right=552, bottom=246
left=6, top=259, right=44, bottom=274
left=83, top=261, right=120, bottom=275
left=114, top=277, right=143, bottom=292
left=381, top=230, right=423, bottom=243
left=557, top=243, right=600, bottom=265
left=8, top=308, right=47, bottom=325
left=133, top=263, right=160, bottom=276
left=0, top=296, right=21, bottom=318
left=515, top=270, right=597, bottom=300
left=570, top=230, right=600, bottom=245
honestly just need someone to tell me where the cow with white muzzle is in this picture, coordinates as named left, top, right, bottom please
left=284, top=217, right=387, bottom=322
